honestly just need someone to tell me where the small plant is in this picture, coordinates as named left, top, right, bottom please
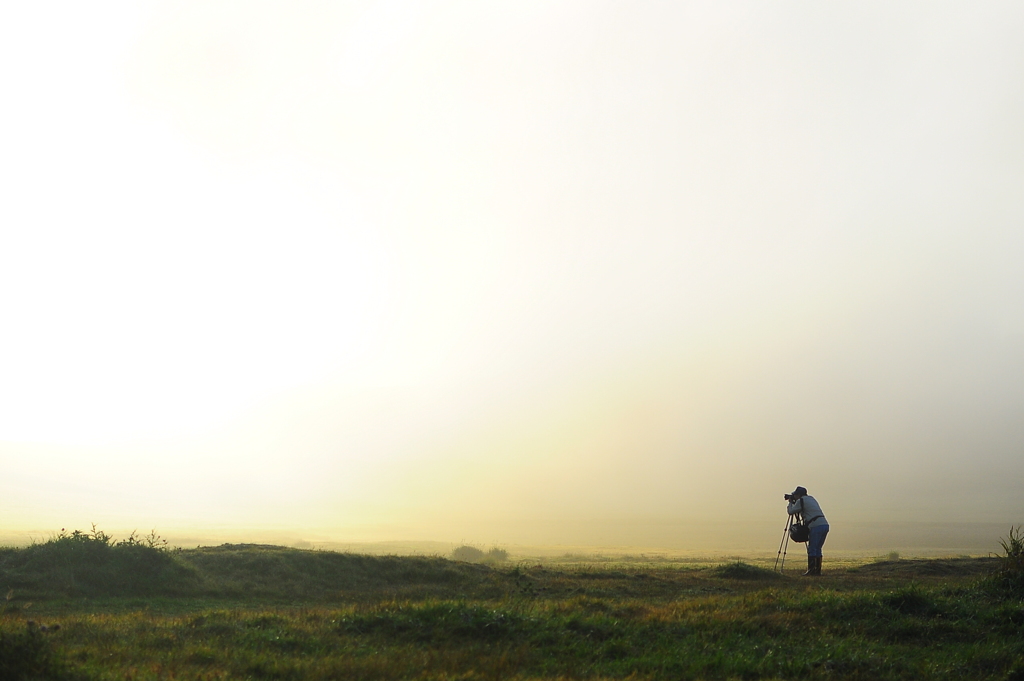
left=994, top=526, right=1024, bottom=594
left=874, top=551, right=900, bottom=563
left=119, top=530, right=169, bottom=551
left=48, top=525, right=168, bottom=550
left=485, top=547, right=509, bottom=564
left=51, top=525, right=112, bottom=546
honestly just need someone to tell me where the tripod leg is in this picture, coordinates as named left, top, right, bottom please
left=781, top=529, right=790, bottom=572
left=774, top=522, right=786, bottom=570
left=774, top=515, right=792, bottom=572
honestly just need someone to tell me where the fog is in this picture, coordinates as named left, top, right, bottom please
left=1, top=2, right=1022, bottom=553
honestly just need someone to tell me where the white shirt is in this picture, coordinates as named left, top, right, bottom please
left=788, top=495, right=828, bottom=528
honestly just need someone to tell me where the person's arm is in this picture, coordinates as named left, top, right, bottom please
left=787, top=498, right=803, bottom=517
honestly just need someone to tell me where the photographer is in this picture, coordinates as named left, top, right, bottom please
left=786, top=486, right=829, bottom=576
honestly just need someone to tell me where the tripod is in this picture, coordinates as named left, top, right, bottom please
left=774, top=514, right=793, bottom=573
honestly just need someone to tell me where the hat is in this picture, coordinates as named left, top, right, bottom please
left=792, top=486, right=807, bottom=497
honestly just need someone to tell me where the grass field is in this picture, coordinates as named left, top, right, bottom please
left=1, top=529, right=1022, bottom=680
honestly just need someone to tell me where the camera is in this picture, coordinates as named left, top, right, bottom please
left=785, top=487, right=806, bottom=501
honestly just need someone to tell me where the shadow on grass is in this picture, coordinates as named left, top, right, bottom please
left=710, top=562, right=783, bottom=581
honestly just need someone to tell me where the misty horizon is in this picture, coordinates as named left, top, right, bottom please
left=2, top=2, right=1022, bottom=551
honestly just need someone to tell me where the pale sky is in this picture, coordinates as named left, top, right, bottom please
left=2, top=2, right=1022, bottom=548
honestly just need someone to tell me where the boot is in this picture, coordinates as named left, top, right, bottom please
left=815, top=556, right=823, bottom=576
left=802, top=556, right=815, bottom=576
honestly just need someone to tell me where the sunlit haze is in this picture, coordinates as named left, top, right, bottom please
left=2, top=2, right=1022, bottom=552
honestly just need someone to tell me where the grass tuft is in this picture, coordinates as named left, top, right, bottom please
left=880, top=584, right=936, bottom=616
left=0, top=624, right=87, bottom=681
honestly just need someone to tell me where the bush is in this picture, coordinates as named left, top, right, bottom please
left=450, top=546, right=510, bottom=565
left=451, top=546, right=485, bottom=563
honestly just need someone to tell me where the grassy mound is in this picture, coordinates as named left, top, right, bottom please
left=0, top=529, right=198, bottom=598
left=850, top=557, right=998, bottom=578
left=179, top=544, right=492, bottom=599
left=0, top=532, right=495, bottom=601
left=710, top=561, right=782, bottom=581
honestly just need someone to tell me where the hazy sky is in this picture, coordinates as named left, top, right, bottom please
left=2, top=2, right=1022, bottom=547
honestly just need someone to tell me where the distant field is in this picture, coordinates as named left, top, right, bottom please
left=0, top=535, right=1021, bottom=680
left=2, top=520, right=1013, bottom=556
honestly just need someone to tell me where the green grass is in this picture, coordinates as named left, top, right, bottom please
left=1, top=530, right=1022, bottom=680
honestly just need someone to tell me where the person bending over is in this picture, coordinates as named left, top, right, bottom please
left=787, top=486, right=829, bottom=576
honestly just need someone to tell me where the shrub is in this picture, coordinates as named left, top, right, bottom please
left=450, top=546, right=485, bottom=563
left=450, top=545, right=509, bottom=564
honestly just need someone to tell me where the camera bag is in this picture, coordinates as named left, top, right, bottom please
left=789, top=522, right=810, bottom=543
